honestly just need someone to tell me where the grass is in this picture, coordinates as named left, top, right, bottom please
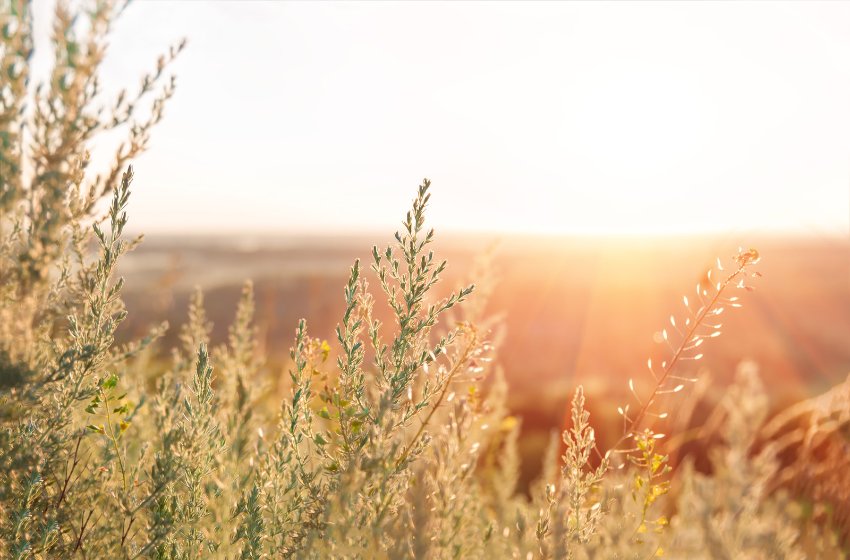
left=0, top=1, right=847, bottom=558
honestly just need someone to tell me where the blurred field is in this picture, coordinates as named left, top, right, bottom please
left=117, top=233, right=850, bottom=484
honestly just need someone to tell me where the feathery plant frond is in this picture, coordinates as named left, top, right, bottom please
left=590, top=248, right=763, bottom=550
left=538, top=386, right=608, bottom=559
left=616, top=248, right=762, bottom=446
left=614, top=248, right=762, bottom=449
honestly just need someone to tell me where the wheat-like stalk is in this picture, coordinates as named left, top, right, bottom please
left=611, top=248, right=762, bottom=454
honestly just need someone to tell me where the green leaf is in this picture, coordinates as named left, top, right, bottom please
left=87, top=424, right=105, bottom=434
left=102, top=373, right=118, bottom=390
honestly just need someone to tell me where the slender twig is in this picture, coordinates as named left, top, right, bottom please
left=608, top=260, right=752, bottom=455
left=72, top=509, right=95, bottom=553
left=121, top=515, right=135, bottom=547
left=395, top=333, right=477, bottom=469
left=55, top=432, right=84, bottom=508
left=101, top=387, right=127, bottom=493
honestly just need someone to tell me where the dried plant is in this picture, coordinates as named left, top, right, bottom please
left=537, top=387, right=608, bottom=559
left=763, top=372, right=850, bottom=546
left=668, top=363, right=806, bottom=559
left=614, top=248, right=762, bottom=451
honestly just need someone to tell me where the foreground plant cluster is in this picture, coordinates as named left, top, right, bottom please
left=1, top=2, right=847, bottom=558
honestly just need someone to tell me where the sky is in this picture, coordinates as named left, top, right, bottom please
left=33, top=1, right=850, bottom=237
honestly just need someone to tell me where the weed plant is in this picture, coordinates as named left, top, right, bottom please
left=0, top=2, right=846, bottom=558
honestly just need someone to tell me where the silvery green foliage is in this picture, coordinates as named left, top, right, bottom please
left=0, top=1, right=181, bottom=556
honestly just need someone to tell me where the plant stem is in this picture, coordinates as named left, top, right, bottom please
left=610, top=263, right=749, bottom=454
left=395, top=334, right=476, bottom=469
left=102, top=388, right=127, bottom=493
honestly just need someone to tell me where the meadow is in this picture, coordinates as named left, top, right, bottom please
left=2, top=1, right=849, bottom=558
left=117, top=234, right=850, bottom=489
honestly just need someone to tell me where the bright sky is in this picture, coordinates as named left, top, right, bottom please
left=37, top=1, right=850, bottom=236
